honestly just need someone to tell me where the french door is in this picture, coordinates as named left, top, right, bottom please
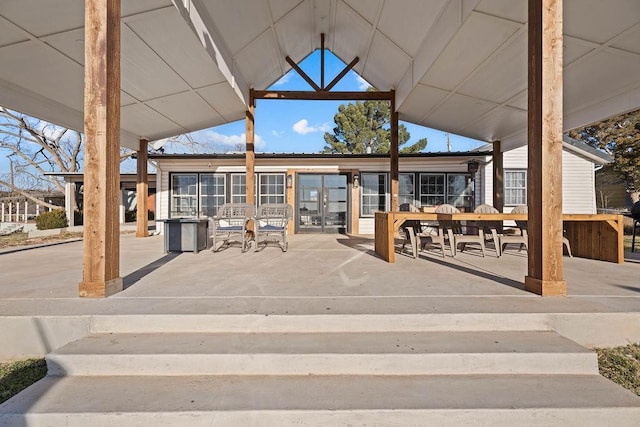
left=297, top=174, right=348, bottom=233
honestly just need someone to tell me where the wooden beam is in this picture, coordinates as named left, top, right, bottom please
left=286, top=56, right=321, bottom=92
left=136, top=138, right=148, bottom=238
left=390, top=91, right=399, bottom=212
left=246, top=104, right=255, bottom=207
left=80, top=0, right=122, bottom=298
left=525, top=0, right=566, bottom=296
left=492, top=141, right=504, bottom=212
left=252, top=90, right=392, bottom=102
left=324, top=57, right=360, bottom=92
left=320, top=33, right=325, bottom=89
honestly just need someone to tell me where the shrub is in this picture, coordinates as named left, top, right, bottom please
left=35, top=209, right=68, bottom=230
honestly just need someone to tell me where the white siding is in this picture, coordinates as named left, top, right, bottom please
left=359, top=218, right=375, bottom=235
left=502, top=145, right=597, bottom=214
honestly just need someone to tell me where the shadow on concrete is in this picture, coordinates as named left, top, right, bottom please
left=123, top=252, right=182, bottom=290
left=418, top=253, right=525, bottom=291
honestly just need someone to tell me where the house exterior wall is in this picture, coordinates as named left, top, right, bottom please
left=154, top=149, right=598, bottom=235
left=480, top=146, right=597, bottom=214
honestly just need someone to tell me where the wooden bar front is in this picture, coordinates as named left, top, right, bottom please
left=374, top=212, right=624, bottom=264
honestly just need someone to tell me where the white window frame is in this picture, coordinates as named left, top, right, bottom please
left=504, top=170, right=527, bottom=206
left=199, top=173, right=226, bottom=217
left=419, top=173, right=445, bottom=207
left=230, top=173, right=246, bottom=204
left=398, top=173, right=416, bottom=207
left=170, top=173, right=198, bottom=218
left=258, top=173, right=286, bottom=205
left=361, top=172, right=388, bottom=217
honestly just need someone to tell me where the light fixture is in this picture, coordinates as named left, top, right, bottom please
left=467, top=160, right=480, bottom=175
left=353, top=175, right=359, bottom=189
left=286, top=174, right=293, bottom=188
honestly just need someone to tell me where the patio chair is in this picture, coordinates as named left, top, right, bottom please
left=499, top=205, right=528, bottom=254
left=499, top=205, right=572, bottom=256
left=436, top=204, right=485, bottom=257
left=474, top=204, right=501, bottom=257
left=398, top=203, right=421, bottom=258
left=254, top=203, right=293, bottom=252
left=209, top=203, right=255, bottom=252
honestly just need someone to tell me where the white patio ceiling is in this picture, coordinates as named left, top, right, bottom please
left=1, top=0, right=639, bottom=151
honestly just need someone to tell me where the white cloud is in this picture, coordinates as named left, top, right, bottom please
left=292, top=119, right=316, bottom=135
left=272, top=72, right=292, bottom=87
left=318, top=121, right=332, bottom=132
left=271, top=130, right=284, bottom=137
left=355, top=74, right=370, bottom=91
left=292, top=119, right=332, bottom=135
left=206, top=131, right=266, bottom=150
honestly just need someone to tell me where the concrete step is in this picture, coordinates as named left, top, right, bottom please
left=47, top=331, right=597, bottom=376
left=2, top=374, right=639, bottom=426
left=89, top=312, right=552, bottom=333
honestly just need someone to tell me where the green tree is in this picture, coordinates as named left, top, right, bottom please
left=322, top=90, right=427, bottom=154
left=569, top=108, right=640, bottom=203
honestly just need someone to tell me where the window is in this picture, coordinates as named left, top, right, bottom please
left=231, top=174, right=246, bottom=203
left=170, top=174, right=198, bottom=217
left=505, top=170, right=527, bottom=205
left=398, top=173, right=415, bottom=207
left=447, top=174, right=472, bottom=211
left=419, top=173, right=445, bottom=207
left=200, top=174, right=226, bottom=217
left=361, top=173, right=387, bottom=216
left=169, top=172, right=285, bottom=217
left=259, top=173, right=285, bottom=204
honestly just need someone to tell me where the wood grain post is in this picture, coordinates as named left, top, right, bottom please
left=246, top=107, right=255, bottom=205
left=492, top=141, right=504, bottom=212
left=136, top=138, right=148, bottom=238
left=390, top=91, right=399, bottom=212
left=525, top=0, right=566, bottom=296
left=79, top=0, right=123, bottom=298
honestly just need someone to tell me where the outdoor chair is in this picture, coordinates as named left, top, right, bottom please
left=474, top=204, right=501, bottom=257
left=209, top=203, right=255, bottom=252
left=398, top=203, right=421, bottom=258
left=254, top=203, right=293, bottom=252
left=499, top=205, right=572, bottom=256
left=436, top=204, right=485, bottom=257
left=499, top=205, right=528, bottom=254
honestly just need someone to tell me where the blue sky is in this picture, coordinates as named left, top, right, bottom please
left=0, top=50, right=484, bottom=175
left=188, top=50, right=484, bottom=155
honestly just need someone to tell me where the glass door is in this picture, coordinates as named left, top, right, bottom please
left=297, top=174, right=348, bottom=233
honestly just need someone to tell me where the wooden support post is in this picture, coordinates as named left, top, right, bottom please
left=390, top=91, right=399, bottom=212
left=136, top=138, right=149, bottom=237
left=320, top=33, right=325, bottom=89
left=79, top=0, right=123, bottom=298
left=525, top=0, right=566, bottom=296
left=246, top=95, right=256, bottom=207
left=492, top=141, right=504, bottom=212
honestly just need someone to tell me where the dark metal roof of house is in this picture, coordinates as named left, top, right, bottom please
left=148, top=151, right=492, bottom=160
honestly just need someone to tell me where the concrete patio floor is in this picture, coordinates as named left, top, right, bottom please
left=1, top=233, right=640, bottom=352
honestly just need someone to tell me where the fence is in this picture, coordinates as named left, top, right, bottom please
left=0, top=200, right=55, bottom=223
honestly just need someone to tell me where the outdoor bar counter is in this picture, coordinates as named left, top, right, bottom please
left=374, top=211, right=625, bottom=264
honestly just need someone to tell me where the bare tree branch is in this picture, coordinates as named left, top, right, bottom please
left=0, top=179, right=58, bottom=209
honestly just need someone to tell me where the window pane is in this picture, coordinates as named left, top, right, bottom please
left=504, top=170, right=527, bottom=205
left=447, top=174, right=472, bottom=211
left=170, top=174, right=198, bottom=217
left=259, top=173, right=285, bottom=206
left=398, top=173, right=415, bottom=206
left=200, top=174, right=225, bottom=217
left=231, top=174, right=246, bottom=203
left=361, top=173, right=387, bottom=216
left=419, top=174, right=445, bottom=207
